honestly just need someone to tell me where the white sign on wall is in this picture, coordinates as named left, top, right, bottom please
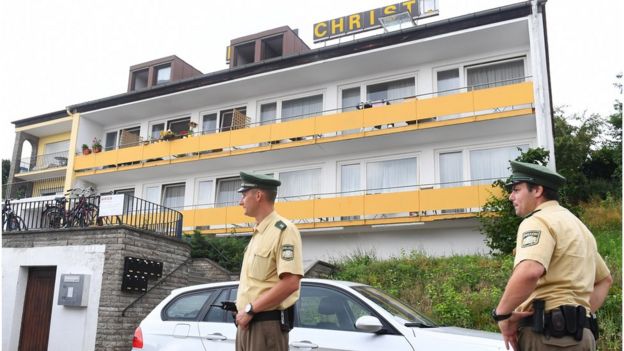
left=99, top=195, right=124, bottom=216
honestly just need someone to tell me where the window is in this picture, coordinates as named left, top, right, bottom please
left=233, top=42, right=255, bottom=67
left=197, top=180, right=214, bottom=207
left=260, top=102, right=277, bottom=125
left=367, top=157, right=417, bottom=193
left=341, top=87, right=360, bottom=112
left=282, top=95, right=323, bottom=121
left=105, top=131, right=118, bottom=151
left=261, top=35, right=283, bottom=60
left=296, top=285, right=373, bottom=331
left=114, top=188, right=135, bottom=213
left=216, top=177, right=242, bottom=207
left=162, top=183, right=185, bottom=209
left=470, top=144, right=528, bottom=184
left=467, top=59, right=525, bottom=91
left=278, top=168, right=321, bottom=200
left=163, top=290, right=213, bottom=320
left=151, top=123, right=164, bottom=140
left=131, top=69, right=149, bottom=90
left=44, top=140, right=69, bottom=155
left=202, top=113, right=217, bottom=134
left=167, top=117, right=191, bottom=135
left=204, top=287, right=237, bottom=323
left=366, top=78, right=414, bottom=103
left=118, top=126, right=141, bottom=149
left=437, top=69, right=460, bottom=96
left=154, top=64, right=171, bottom=85
left=439, top=152, right=463, bottom=188
left=340, top=164, right=361, bottom=195
left=144, top=185, right=160, bottom=204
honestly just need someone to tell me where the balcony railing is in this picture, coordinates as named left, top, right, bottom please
left=74, top=80, right=534, bottom=173
left=2, top=176, right=65, bottom=200
left=2, top=194, right=183, bottom=238
left=179, top=181, right=504, bottom=234
left=18, top=150, right=69, bottom=173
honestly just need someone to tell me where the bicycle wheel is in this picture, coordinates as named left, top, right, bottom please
left=4, top=216, right=20, bottom=231
left=74, top=203, right=99, bottom=227
left=42, top=207, right=63, bottom=229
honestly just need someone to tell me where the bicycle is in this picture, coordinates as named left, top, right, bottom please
left=2, top=199, right=27, bottom=231
left=41, top=187, right=100, bottom=228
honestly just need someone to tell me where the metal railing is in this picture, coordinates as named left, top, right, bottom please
left=2, top=193, right=183, bottom=239
left=18, top=150, right=69, bottom=173
left=2, top=176, right=65, bottom=200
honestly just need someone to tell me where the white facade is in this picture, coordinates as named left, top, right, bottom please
left=2, top=245, right=106, bottom=351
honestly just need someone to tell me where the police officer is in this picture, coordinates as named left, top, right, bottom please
left=235, top=171, right=304, bottom=351
left=493, top=161, right=612, bottom=351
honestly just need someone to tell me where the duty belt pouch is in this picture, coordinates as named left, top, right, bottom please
left=589, top=314, right=599, bottom=340
left=549, top=308, right=566, bottom=338
left=561, top=305, right=577, bottom=336
left=574, top=306, right=586, bottom=341
left=532, top=299, right=545, bottom=333
left=280, top=305, right=295, bottom=332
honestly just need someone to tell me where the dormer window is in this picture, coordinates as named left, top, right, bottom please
left=261, top=35, right=283, bottom=60
left=233, top=42, right=255, bottom=67
left=154, top=64, right=171, bottom=85
left=131, top=69, right=149, bottom=90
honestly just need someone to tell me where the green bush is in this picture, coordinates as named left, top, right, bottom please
left=185, top=231, right=250, bottom=272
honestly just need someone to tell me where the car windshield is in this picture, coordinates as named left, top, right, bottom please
left=353, top=286, right=437, bottom=327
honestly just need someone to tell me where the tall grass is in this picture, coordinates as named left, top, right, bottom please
left=332, top=200, right=622, bottom=350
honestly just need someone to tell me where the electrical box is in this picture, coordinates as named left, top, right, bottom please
left=58, top=274, right=90, bottom=307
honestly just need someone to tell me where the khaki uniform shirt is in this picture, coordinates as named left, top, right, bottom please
left=514, top=201, right=610, bottom=313
left=236, top=211, right=304, bottom=312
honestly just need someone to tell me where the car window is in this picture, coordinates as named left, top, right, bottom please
left=296, top=285, right=374, bottom=332
left=163, top=290, right=213, bottom=320
left=203, top=287, right=238, bottom=323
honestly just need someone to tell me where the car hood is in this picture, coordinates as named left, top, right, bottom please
left=410, top=326, right=504, bottom=351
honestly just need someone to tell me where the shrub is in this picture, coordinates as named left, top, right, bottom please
left=185, top=231, right=249, bottom=272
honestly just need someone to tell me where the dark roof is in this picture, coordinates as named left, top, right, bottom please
left=12, top=109, right=69, bottom=128
left=16, top=1, right=535, bottom=126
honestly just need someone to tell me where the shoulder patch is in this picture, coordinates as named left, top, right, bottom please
left=275, top=220, right=287, bottom=231
left=281, top=244, right=295, bottom=261
left=521, top=230, right=541, bottom=248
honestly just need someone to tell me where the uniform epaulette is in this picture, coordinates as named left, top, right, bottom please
left=275, top=220, right=287, bottom=231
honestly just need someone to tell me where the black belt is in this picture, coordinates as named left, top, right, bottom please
left=252, top=310, right=282, bottom=322
left=519, top=313, right=591, bottom=329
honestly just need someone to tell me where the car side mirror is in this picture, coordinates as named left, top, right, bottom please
left=355, top=315, right=383, bottom=333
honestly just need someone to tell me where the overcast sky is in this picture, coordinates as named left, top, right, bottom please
left=0, top=0, right=621, bottom=162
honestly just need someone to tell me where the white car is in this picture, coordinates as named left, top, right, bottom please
left=132, top=279, right=504, bottom=351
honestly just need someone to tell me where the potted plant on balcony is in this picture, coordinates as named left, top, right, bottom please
left=160, top=129, right=175, bottom=141
left=82, top=144, right=92, bottom=155
left=92, top=137, right=103, bottom=153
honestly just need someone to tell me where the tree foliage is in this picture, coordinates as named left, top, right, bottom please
left=185, top=231, right=250, bottom=272
left=2, top=159, right=10, bottom=198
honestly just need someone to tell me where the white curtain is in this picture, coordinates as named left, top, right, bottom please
left=44, top=140, right=69, bottom=154
left=162, top=184, right=185, bottom=210
left=197, top=180, right=214, bottom=207
left=367, top=157, right=417, bottom=193
left=467, top=59, right=525, bottom=90
left=367, top=78, right=415, bottom=102
left=279, top=169, right=321, bottom=200
left=282, top=95, right=323, bottom=120
left=341, top=164, right=361, bottom=195
left=341, top=88, right=361, bottom=112
left=439, top=152, right=463, bottom=188
left=437, top=69, right=460, bottom=96
left=470, top=145, right=528, bottom=184
left=202, top=114, right=217, bottom=134
left=216, top=178, right=242, bottom=207
left=144, top=186, right=160, bottom=204
left=260, top=103, right=277, bottom=125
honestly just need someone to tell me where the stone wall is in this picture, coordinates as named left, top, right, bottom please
left=2, top=225, right=233, bottom=351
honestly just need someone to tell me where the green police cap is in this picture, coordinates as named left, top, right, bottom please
left=237, top=171, right=281, bottom=193
left=506, top=160, right=566, bottom=191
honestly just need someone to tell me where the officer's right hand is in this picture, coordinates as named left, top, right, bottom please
left=498, top=311, right=533, bottom=351
left=235, top=311, right=253, bottom=330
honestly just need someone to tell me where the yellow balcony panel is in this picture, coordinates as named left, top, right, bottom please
left=315, top=110, right=363, bottom=135
left=478, top=184, right=503, bottom=204
left=363, top=100, right=416, bottom=128
left=225, top=206, right=249, bottom=224
left=420, top=186, right=480, bottom=210
left=417, top=92, right=474, bottom=120
left=116, top=145, right=142, bottom=164
left=190, top=207, right=229, bottom=227
left=74, top=154, right=96, bottom=171
left=364, top=191, right=419, bottom=216
left=143, top=141, right=171, bottom=160
left=170, top=136, right=200, bottom=155
left=472, top=82, right=533, bottom=111
left=314, top=196, right=365, bottom=218
left=269, top=118, right=315, bottom=141
left=199, top=132, right=231, bottom=151
left=276, top=200, right=315, bottom=220
left=94, top=150, right=117, bottom=166
left=230, top=125, right=273, bottom=147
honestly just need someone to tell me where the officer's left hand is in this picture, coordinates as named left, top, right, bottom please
left=236, top=311, right=253, bottom=330
left=498, top=311, right=533, bottom=351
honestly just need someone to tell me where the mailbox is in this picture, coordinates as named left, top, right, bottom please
left=58, top=274, right=90, bottom=307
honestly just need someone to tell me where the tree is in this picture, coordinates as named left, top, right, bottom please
left=185, top=231, right=250, bottom=272
left=2, top=159, right=10, bottom=198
